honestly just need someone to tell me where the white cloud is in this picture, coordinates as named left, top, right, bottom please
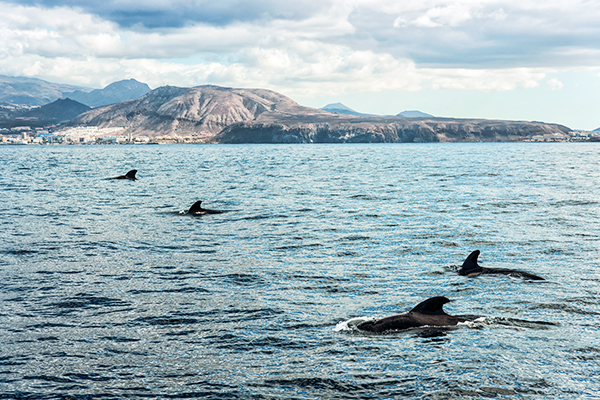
left=0, top=0, right=599, bottom=98
left=427, top=68, right=548, bottom=91
left=547, top=78, right=564, bottom=90
left=411, top=3, right=476, bottom=28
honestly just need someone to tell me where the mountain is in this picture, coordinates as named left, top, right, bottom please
left=320, top=103, right=376, bottom=117
left=320, top=104, right=434, bottom=118
left=0, top=75, right=89, bottom=106
left=397, top=110, right=434, bottom=118
left=71, top=84, right=572, bottom=143
left=65, top=79, right=151, bottom=107
left=71, top=85, right=330, bottom=141
left=22, top=98, right=91, bottom=122
left=0, top=98, right=91, bottom=129
left=0, top=75, right=151, bottom=108
left=594, top=127, right=600, bottom=132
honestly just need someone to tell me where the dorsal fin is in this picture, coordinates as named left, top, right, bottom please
left=125, top=170, right=137, bottom=180
left=410, top=296, right=450, bottom=315
left=461, top=250, right=481, bottom=271
left=188, top=201, right=202, bottom=213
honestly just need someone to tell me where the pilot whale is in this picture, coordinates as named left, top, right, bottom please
left=109, top=170, right=137, bottom=181
left=357, top=296, right=465, bottom=333
left=187, top=200, right=223, bottom=215
left=458, top=250, right=545, bottom=280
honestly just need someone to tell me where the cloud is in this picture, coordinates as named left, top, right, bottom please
left=547, top=78, right=564, bottom=90
left=397, top=3, right=477, bottom=28
left=348, top=0, right=600, bottom=68
left=1, top=0, right=599, bottom=98
left=4, top=0, right=331, bottom=28
left=426, top=67, right=549, bottom=91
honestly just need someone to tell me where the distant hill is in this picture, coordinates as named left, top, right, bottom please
left=594, top=127, right=600, bottom=132
left=0, top=75, right=151, bottom=108
left=0, top=98, right=91, bottom=129
left=0, top=75, right=89, bottom=106
left=320, top=104, right=434, bottom=118
left=320, top=102, right=376, bottom=117
left=397, top=110, right=434, bottom=118
left=65, top=79, right=151, bottom=107
left=22, top=98, right=91, bottom=121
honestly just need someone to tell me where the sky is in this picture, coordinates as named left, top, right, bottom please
left=1, top=0, right=599, bottom=129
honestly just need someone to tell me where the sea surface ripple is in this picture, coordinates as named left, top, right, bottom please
left=1, top=143, right=599, bottom=399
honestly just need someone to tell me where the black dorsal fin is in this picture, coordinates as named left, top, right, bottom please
left=188, top=201, right=202, bottom=213
left=410, top=296, right=450, bottom=315
left=461, top=250, right=481, bottom=271
left=125, top=170, right=137, bottom=180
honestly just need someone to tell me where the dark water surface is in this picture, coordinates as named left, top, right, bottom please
left=1, top=143, right=599, bottom=399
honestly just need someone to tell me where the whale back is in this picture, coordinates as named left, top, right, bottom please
left=125, top=170, right=137, bottom=180
left=356, top=296, right=462, bottom=332
left=459, top=250, right=545, bottom=280
left=410, top=296, right=450, bottom=315
left=188, top=201, right=203, bottom=214
left=460, top=250, right=482, bottom=274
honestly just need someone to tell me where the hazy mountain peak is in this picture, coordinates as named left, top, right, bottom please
left=320, top=102, right=376, bottom=117
left=321, top=102, right=356, bottom=112
left=0, top=75, right=90, bottom=106
left=0, top=75, right=151, bottom=108
left=66, top=79, right=151, bottom=107
left=397, top=110, right=434, bottom=118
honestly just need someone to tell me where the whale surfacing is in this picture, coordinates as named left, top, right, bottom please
left=357, top=296, right=465, bottom=333
left=187, top=200, right=223, bottom=215
left=109, top=170, right=137, bottom=181
left=458, top=250, right=545, bottom=281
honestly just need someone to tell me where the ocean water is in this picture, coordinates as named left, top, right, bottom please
left=1, top=143, right=599, bottom=399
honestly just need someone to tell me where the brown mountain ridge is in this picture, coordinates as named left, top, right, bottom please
left=70, top=84, right=571, bottom=143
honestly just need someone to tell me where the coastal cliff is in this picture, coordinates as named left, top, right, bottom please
left=214, top=116, right=571, bottom=143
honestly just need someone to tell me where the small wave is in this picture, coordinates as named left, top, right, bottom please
left=36, top=336, right=59, bottom=342
left=2, top=249, right=37, bottom=255
left=458, top=317, right=487, bottom=328
left=45, top=294, right=131, bottom=315
left=259, top=377, right=416, bottom=396
left=337, top=251, right=358, bottom=257
left=241, top=214, right=280, bottom=221
left=529, top=303, right=600, bottom=316
left=333, top=317, right=374, bottom=332
left=101, top=336, right=140, bottom=343
left=551, top=200, right=598, bottom=207
left=23, top=375, right=74, bottom=384
left=129, top=286, right=210, bottom=294
left=433, top=241, right=460, bottom=248
left=275, top=243, right=321, bottom=250
left=349, top=194, right=377, bottom=200
left=489, top=317, right=560, bottom=329
left=540, top=248, right=575, bottom=255
left=341, top=235, right=371, bottom=241
left=220, top=273, right=265, bottom=286
left=135, top=316, right=198, bottom=326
